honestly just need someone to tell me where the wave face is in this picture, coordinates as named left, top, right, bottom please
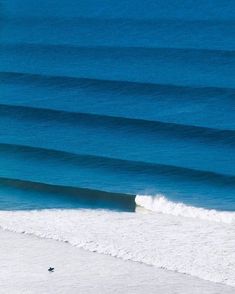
left=1, top=0, right=235, bottom=288
left=136, top=195, right=235, bottom=224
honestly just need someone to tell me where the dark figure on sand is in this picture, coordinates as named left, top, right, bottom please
left=48, top=267, right=54, bottom=272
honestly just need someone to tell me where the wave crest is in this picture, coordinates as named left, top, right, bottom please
left=135, top=194, right=235, bottom=224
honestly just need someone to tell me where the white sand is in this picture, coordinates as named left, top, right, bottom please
left=0, top=229, right=234, bottom=294
left=1, top=209, right=235, bottom=286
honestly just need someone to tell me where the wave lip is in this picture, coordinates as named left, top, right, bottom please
left=135, top=194, right=235, bottom=224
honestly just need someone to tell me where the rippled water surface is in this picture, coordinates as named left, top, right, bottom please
left=0, top=0, right=235, bottom=212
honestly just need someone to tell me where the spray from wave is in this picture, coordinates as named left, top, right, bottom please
left=135, top=194, right=235, bottom=224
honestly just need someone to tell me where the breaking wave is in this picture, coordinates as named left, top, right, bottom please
left=135, top=194, right=235, bottom=224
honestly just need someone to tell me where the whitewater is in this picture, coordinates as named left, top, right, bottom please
left=0, top=195, right=235, bottom=287
left=136, top=194, right=235, bottom=224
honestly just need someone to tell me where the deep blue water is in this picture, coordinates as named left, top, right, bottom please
left=0, top=0, right=235, bottom=211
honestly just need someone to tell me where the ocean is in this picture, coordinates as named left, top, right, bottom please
left=0, top=0, right=235, bottom=287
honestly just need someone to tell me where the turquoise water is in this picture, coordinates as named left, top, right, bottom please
left=0, top=0, right=235, bottom=211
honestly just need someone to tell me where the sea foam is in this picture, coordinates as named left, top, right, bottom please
left=0, top=208, right=235, bottom=287
left=135, top=194, right=235, bottom=224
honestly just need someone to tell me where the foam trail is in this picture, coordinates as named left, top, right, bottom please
left=0, top=208, right=235, bottom=286
left=135, top=194, right=235, bottom=224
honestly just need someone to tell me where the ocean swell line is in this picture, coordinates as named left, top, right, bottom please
left=1, top=142, right=235, bottom=185
left=2, top=71, right=235, bottom=93
left=0, top=177, right=135, bottom=212
left=1, top=104, right=235, bottom=145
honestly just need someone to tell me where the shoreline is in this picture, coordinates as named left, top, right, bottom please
left=0, top=229, right=234, bottom=294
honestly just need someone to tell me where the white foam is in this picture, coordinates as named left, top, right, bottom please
left=135, top=194, right=235, bottom=224
left=0, top=208, right=235, bottom=287
left=1, top=229, right=234, bottom=294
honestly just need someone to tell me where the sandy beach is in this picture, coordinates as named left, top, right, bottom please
left=0, top=229, right=234, bottom=294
